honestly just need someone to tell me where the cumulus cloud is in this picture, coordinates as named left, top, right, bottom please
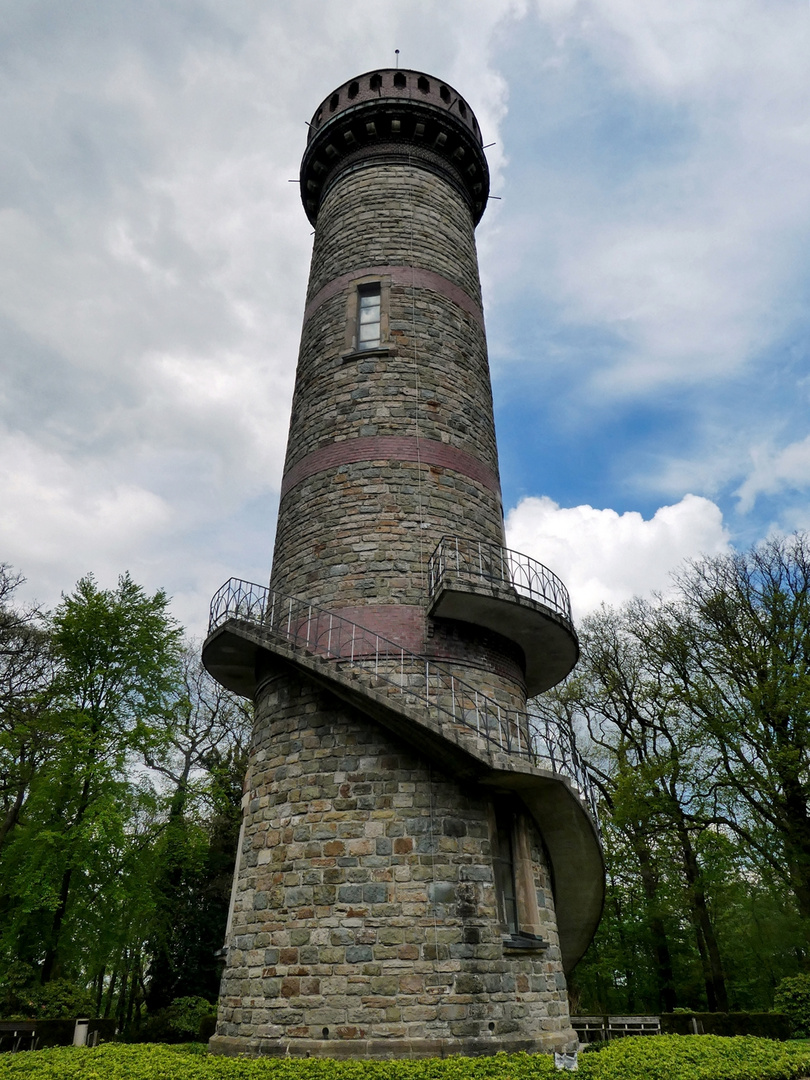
left=505, top=494, right=731, bottom=618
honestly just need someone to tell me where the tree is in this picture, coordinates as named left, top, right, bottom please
left=638, top=534, right=810, bottom=930
left=0, top=568, right=253, bottom=1024
left=7, top=573, right=183, bottom=984
left=539, top=605, right=728, bottom=1011
left=543, top=535, right=810, bottom=1013
left=143, top=646, right=251, bottom=1010
left=0, top=566, right=54, bottom=856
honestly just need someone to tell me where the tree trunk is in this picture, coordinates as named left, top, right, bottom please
left=40, top=763, right=94, bottom=981
left=631, top=828, right=677, bottom=1012
left=95, top=966, right=105, bottom=1017
left=677, top=823, right=728, bottom=1011
left=103, top=967, right=118, bottom=1020
left=0, top=776, right=28, bottom=855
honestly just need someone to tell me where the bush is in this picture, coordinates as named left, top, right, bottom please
left=661, top=1012, right=792, bottom=1040
left=775, top=974, right=810, bottom=1038
left=133, top=995, right=215, bottom=1044
left=198, top=1013, right=217, bottom=1042
left=0, top=977, right=96, bottom=1020
left=2, top=1037, right=810, bottom=1080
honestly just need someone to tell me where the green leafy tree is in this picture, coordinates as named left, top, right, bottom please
left=637, top=535, right=810, bottom=930
left=144, top=647, right=251, bottom=1010
left=0, top=565, right=55, bottom=856
left=549, top=535, right=810, bottom=1014
left=0, top=573, right=183, bottom=986
left=540, top=605, right=723, bottom=1012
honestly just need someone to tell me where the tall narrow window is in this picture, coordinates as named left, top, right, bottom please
left=357, top=284, right=381, bottom=350
left=492, top=801, right=519, bottom=935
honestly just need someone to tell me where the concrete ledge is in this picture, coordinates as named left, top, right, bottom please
left=209, top=1030, right=579, bottom=1059
left=428, top=581, right=578, bottom=695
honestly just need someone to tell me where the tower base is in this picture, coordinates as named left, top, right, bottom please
left=209, top=1031, right=579, bottom=1059
left=211, top=666, right=580, bottom=1057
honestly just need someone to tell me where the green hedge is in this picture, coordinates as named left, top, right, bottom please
left=2, top=1036, right=810, bottom=1080
left=774, top=976, right=810, bottom=1037
left=661, top=1014, right=792, bottom=1040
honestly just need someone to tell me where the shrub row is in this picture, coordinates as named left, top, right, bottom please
left=2, top=1036, right=810, bottom=1080
left=661, top=1013, right=793, bottom=1040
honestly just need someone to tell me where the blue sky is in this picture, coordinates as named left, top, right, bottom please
left=2, top=0, right=809, bottom=630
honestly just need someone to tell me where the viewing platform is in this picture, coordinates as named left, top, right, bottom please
left=427, top=536, right=580, bottom=695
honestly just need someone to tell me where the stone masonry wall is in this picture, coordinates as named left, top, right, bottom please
left=268, top=160, right=520, bottom=709
left=305, top=164, right=483, bottom=305
left=273, top=163, right=502, bottom=596
left=211, top=670, right=576, bottom=1057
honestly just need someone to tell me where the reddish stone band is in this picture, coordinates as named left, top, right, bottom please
left=330, top=605, right=426, bottom=654
left=304, top=264, right=485, bottom=329
left=280, top=436, right=501, bottom=499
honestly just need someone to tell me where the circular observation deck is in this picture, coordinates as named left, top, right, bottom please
left=300, top=68, right=491, bottom=225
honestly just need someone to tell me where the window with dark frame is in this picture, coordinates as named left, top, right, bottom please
left=356, top=284, right=381, bottom=350
left=492, top=800, right=519, bottom=936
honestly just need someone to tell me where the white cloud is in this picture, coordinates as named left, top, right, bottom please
left=0, top=429, right=170, bottom=588
left=505, top=493, right=730, bottom=618
left=491, top=0, right=810, bottom=397
left=1, top=0, right=806, bottom=636
left=736, top=433, right=810, bottom=513
left=0, top=1, right=524, bottom=626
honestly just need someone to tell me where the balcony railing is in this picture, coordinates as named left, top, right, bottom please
left=427, top=536, right=573, bottom=626
left=208, top=577, right=598, bottom=826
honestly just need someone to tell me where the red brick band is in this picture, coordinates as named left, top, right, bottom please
left=280, top=436, right=501, bottom=499
left=331, top=605, right=426, bottom=654
left=304, top=264, right=484, bottom=328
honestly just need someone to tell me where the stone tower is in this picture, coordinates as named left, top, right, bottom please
left=203, top=68, right=603, bottom=1059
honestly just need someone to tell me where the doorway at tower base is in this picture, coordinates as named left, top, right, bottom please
left=209, top=670, right=579, bottom=1059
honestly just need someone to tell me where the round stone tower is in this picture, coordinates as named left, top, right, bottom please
left=203, top=68, right=604, bottom=1059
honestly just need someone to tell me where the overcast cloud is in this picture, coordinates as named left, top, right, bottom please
left=1, top=0, right=808, bottom=633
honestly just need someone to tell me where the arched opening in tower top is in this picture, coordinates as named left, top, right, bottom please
left=417, top=76, right=430, bottom=93
left=440, top=84, right=451, bottom=102
left=329, top=93, right=339, bottom=112
left=394, top=71, right=406, bottom=89
left=348, top=81, right=359, bottom=99
left=370, top=73, right=382, bottom=91
left=458, top=100, right=468, bottom=118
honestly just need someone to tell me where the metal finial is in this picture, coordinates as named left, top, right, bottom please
left=395, top=49, right=400, bottom=69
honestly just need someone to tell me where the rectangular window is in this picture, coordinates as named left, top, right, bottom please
left=357, top=284, right=381, bottom=350
left=490, top=796, right=546, bottom=950
left=492, top=800, right=519, bottom=935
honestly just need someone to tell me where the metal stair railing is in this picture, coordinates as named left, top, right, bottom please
left=427, top=535, right=574, bottom=626
left=209, top=577, right=599, bottom=825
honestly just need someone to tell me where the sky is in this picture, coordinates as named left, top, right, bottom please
left=2, top=0, right=809, bottom=634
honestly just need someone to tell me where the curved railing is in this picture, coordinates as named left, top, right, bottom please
left=208, top=577, right=599, bottom=826
left=427, top=536, right=574, bottom=626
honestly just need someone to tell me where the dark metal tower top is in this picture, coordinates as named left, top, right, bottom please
left=300, top=68, right=491, bottom=226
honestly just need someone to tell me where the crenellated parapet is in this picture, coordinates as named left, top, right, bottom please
left=301, top=68, right=490, bottom=225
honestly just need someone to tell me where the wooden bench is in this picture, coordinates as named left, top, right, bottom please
left=0, top=1022, right=38, bottom=1053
